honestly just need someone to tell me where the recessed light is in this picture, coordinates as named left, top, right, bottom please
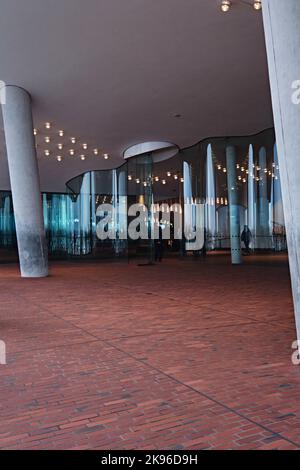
left=167, top=171, right=171, bottom=177
left=33, top=128, right=38, bottom=136
left=45, top=136, right=50, bottom=143
left=44, top=150, right=50, bottom=156
left=174, top=175, right=178, bottom=180
left=71, top=137, right=76, bottom=144
left=253, top=1, right=262, bottom=10
left=80, top=155, right=86, bottom=161
left=57, top=155, right=62, bottom=162
left=221, top=0, right=231, bottom=12
left=162, top=179, right=166, bottom=185
left=93, top=149, right=99, bottom=155
left=128, top=175, right=132, bottom=181
left=45, top=122, right=51, bottom=129
left=58, top=143, right=63, bottom=150
left=59, top=130, right=64, bottom=137
left=82, top=143, right=88, bottom=150
left=69, top=149, right=75, bottom=156
left=103, top=153, right=109, bottom=159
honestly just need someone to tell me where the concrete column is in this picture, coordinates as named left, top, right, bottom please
left=1, top=86, right=48, bottom=277
left=257, top=147, right=270, bottom=248
left=262, top=0, right=300, bottom=340
left=226, top=145, right=242, bottom=264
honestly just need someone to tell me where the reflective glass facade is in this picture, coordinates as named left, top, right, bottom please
left=0, top=129, right=286, bottom=263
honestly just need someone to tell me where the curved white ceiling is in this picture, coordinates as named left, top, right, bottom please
left=0, top=0, right=273, bottom=192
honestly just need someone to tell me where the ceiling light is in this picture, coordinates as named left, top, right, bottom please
left=58, top=143, right=63, bottom=150
left=174, top=175, right=178, bottom=180
left=80, top=155, right=86, bottom=161
left=33, top=128, right=38, bottom=136
left=155, top=176, right=159, bottom=182
left=162, top=179, right=166, bottom=185
left=221, top=0, right=231, bottom=12
left=59, top=130, right=64, bottom=137
left=180, top=177, right=184, bottom=183
left=71, top=137, right=76, bottom=144
left=136, top=178, right=140, bottom=184
left=44, top=150, right=50, bottom=156
left=69, top=149, right=75, bottom=156
left=93, top=148, right=99, bottom=155
left=82, top=143, right=88, bottom=150
left=167, top=171, right=171, bottom=177
left=253, top=1, right=262, bottom=10
left=45, top=122, right=51, bottom=129
left=103, top=153, right=109, bottom=160
left=45, top=136, right=50, bottom=143
left=57, top=155, right=62, bottom=162
left=128, top=175, right=132, bottom=181
left=143, top=182, right=147, bottom=187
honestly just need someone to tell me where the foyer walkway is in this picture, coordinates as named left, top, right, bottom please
left=0, top=255, right=300, bottom=450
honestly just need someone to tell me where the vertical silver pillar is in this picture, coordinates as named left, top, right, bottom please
left=262, top=0, right=300, bottom=340
left=247, top=145, right=256, bottom=238
left=1, top=86, right=48, bottom=277
left=257, top=147, right=270, bottom=248
left=226, top=145, right=242, bottom=264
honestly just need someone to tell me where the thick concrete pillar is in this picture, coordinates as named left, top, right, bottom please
left=226, top=145, right=242, bottom=264
left=257, top=147, right=270, bottom=248
left=262, top=0, right=300, bottom=340
left=1, top=86, right=48, bottom=277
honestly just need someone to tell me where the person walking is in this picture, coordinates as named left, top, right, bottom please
left=241, top=225, right=252, bottom=254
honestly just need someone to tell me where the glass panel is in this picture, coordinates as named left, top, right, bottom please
left=0, top=129, right=287, bottom=263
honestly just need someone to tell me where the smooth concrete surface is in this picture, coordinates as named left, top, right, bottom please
left=1, top=86, right=48, bottom=277
left=226, top=145, right=242, bottom=265
left=262, top=0, right=300, bottom=341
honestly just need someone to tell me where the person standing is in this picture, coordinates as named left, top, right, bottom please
left=241, top=225, right=252, bottom=254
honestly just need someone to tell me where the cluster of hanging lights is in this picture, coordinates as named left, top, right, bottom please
left=221, top=0, right=262, bottom=13
left=34, top=122, right=110, bottom=163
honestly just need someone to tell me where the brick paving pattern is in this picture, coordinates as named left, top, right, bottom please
left=0, top=254, right=300, bottom=449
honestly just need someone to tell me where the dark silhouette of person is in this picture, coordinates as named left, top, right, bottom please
left=241, top=225, right=252, bottom=254
left=155, top=240, right=164, bottom=262
left=202, top=228, right=207, bottom=257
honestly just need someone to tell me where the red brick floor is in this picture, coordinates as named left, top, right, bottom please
left=0, top=254, right=300, bottom=450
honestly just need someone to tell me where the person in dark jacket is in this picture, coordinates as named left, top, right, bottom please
left=241, top=225, right=252, bottom=254
left=154, top=240, right=164, bottom=262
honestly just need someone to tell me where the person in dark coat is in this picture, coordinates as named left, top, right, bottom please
left=241, top=225, right=252, bottom=254
left=154, top=240, right=164, bottom=262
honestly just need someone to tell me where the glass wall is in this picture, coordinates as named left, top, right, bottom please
left=180, top=129, right=286, bottom=253
left=0, top=129, right=286, bottom=263
left=65, top=166, right=128, bottom=259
